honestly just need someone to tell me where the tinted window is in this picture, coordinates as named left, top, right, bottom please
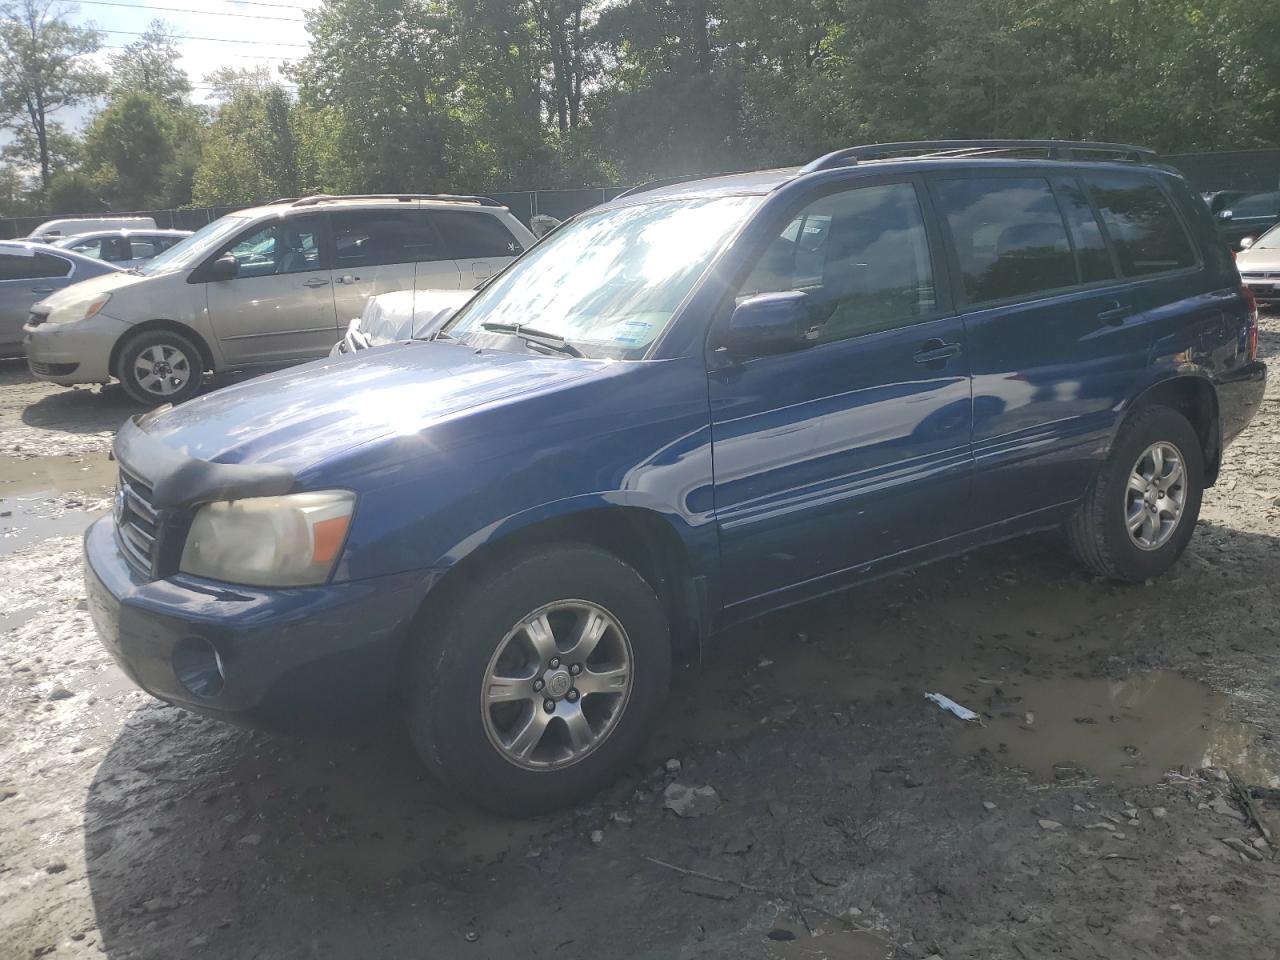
left=221, top=216, right=325, bottom=278
left=934, top=177, right=1076, bottom=303
left=740, top=182, right=936, bottom=343
left=72, top=236, right=131, bottom=262
left=432, top=210, right=524, bottom=259
left=0, top=252, right=72, bottom=280
left=129, top=239, right=161, bottom=260
left=1230, top=192, right=1279, bottom=218
left=331, top=210, right=445, bottom=268
left=1084, top=173, right=1196, bottom=277
left=1055, top=180, right=1116, bottom=284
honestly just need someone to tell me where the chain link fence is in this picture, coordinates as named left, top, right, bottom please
left=3, top=150, right=1277, bottom=240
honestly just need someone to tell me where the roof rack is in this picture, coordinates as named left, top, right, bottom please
left=613, top=176, right=703, bottom=201
left=800, top=139, right=1158, bottom=174
left=285, top=193, right=504, bottom=208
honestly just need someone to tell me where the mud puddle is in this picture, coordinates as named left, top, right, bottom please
left=765, top=927, right=893, bottom=960
left=0, top=452, right=113, bottom=558
left=950, top=670, right=1279, bottom=786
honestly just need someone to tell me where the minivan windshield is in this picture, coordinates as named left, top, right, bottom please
left=442, top=195, right=761, bottom=359
left=138, top=215, right=250, bottom=275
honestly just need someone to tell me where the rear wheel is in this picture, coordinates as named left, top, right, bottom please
left=1066, top=405, right=1204, bottom=582
left=118, top=328, right=204, bottom=406
left=405, top=544, right=671, bottom=816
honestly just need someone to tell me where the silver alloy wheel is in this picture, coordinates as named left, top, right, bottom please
left=133, top=343, right=192, bottom=397
left=1124, top=441, right=1187, bottom=551
left=481, top=600, right=633, bottom=770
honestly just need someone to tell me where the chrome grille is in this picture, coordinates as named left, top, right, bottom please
left=1240, top=271, right=1280, bottom=279
left=116, top=469, right=160, bottom=575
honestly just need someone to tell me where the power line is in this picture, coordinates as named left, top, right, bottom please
left=77, top=1, right=306, bottom=23
left=101, top=28, right=309, bottom=47
left=102, top=43, right=301, bottom=60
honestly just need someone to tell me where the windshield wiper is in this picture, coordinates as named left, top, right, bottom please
left=480, top=321, right=584, bottom=358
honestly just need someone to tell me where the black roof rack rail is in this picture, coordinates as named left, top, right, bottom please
left=800, top=139, right=1158, bottom=173
left=288, top=193, right=504, bottom=207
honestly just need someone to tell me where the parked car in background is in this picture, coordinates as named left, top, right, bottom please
left=0, top=241, right=124, bottom=359
left=83, top=141, right=1264, bottom=815
left=330, top=288, right=473, bottom=356
left=23, top=194, right=535, bottom=404
left=26, top=216, right=158, bottom=243
left=1211, top=189, right=1280, bottom=249
left=52, top=229, right=192, bottom=267
left=1237, top=223, right=1280, bottom=303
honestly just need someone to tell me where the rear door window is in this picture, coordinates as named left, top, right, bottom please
left=1083, top=173, right=1197, bottom=277
left=431, top=211, right=525, bottom=259
left=330, top=209, right=447, bottom=268
left=932, top=177, right=1077, bottom=304
left=0, top=252, right=72, bottom=280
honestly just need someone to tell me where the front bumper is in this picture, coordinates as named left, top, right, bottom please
left=84, top=515, right=438, bottom=729
left=24, top=313, right=131, bottom=384
left=1218, top=359, right=1267, bottom=449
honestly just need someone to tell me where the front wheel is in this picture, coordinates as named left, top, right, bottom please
left=117, top=328, right=204, bottom=406
left=405, top=544, right=671, bottom=816
left=1066, top=405, right=1204, bottom=582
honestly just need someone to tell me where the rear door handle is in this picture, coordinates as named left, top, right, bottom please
left=303, top=277, right=329, bottom=288
left=1097, top=302, right=1132, bottom=325
left=913, top=339, right=963, bottom=366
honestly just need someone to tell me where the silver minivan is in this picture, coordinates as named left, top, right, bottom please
left=24, top=195, right=535, bottom=403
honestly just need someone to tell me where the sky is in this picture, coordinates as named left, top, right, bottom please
left=15, top=0, right=324, bottom=139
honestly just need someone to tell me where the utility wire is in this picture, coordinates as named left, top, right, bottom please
left=76, top=1, right=306, bottom=23
left=101, top=28, right=309, bottom=47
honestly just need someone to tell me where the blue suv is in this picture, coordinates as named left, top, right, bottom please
left=85, top=141, right=1266, bottom=814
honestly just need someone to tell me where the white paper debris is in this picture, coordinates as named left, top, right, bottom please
left=925, top=692, right=980, bottom=722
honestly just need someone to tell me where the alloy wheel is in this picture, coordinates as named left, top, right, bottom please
left=1124, top=441, right=1187, bottom=551
left=133, top=344, right=192, bottom=398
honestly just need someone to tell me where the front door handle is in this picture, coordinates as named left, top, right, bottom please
left=1097, top=302, right=1132, bottom=325
left=913, top=339, right=963, bottom=366
left=303, top=277, right=329, bottom=288
left=31, top=286, right=54, bottom=295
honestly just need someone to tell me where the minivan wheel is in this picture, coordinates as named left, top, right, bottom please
left=405, top=544, right=671, bottom=816
left=118, top=329, right=204, bottom=405
left=1066, top=405, right=1204, bottom=582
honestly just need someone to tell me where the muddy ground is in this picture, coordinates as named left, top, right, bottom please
left=2, top=322, right=1279, bottom=960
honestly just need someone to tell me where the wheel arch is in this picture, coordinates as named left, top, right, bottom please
left=401, top=504, right=708, bottom=669
left=109, top=320, right=216, bottom=379
left=1119, top=374, right=1221, bottom=485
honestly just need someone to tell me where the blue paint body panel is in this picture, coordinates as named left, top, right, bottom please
left=83, top=156, right=1267, bottom=725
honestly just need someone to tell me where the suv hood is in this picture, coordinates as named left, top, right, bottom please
left=135, top=341, right=608, bottom=472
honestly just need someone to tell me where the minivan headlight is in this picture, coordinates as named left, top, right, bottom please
left=179, top=491, right=355, bottom=587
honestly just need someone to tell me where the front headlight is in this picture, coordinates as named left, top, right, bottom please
left=179, top=491, right=355, bottom=587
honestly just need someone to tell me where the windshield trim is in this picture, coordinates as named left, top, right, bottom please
left=440, top=194, right=765, bottom=362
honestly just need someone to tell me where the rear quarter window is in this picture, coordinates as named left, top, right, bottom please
left=0, top=252, right=72, bottom=280
left=1083, top=173, right=1198, bottom=277
left=431, top=211, right=525, bottom=259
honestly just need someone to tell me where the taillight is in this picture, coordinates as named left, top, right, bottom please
left=1241, top=283, right=1259, bottom=362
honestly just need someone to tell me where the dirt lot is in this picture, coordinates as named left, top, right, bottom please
left=2, top=322, right=1279, bottom=960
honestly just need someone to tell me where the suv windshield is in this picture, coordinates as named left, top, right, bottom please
left=443, top=195, right=761, bottom=359
left=138, top=216, right=250, bottom=275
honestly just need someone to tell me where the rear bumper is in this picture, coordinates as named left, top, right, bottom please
left=1218, top=359, right=1266, bottom=449
left=84, top=515, right=438, bottom=730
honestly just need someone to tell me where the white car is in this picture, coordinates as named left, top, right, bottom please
left=51, top=229, right=192, bottom=268
left=24, top=194, right=535, bottom=405
left=330, top=288, right=474, bottom=356
left=27, top=215, right=158, bottom=243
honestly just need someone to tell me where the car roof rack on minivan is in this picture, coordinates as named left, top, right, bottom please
left=800, top=139, right=1158, bottom=173
left=287, top=193, right=504, bottom=207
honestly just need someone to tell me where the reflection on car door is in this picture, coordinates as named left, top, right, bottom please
left=329, top=209, right=461, bottom=329
left=708, top=179, right=973, bottom=616
left=205, top=214, right=338, bottom=365
left=0, top=251, right=75, bottom=354
left=430, top=210, right=525, bottom=286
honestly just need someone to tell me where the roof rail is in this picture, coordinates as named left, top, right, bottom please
left=613, top=176, right=703, bottom=201
left=800, top=139, right=1158, bottom=174
left=288, top=193, right=504, bottom=208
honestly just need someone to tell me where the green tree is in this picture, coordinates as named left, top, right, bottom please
left=79, top=90, right=202, bottom=209
left=0, top=0, right=103, bottom=188
left=44, top=166, right=99, bottom=212
left=106, top=19, right=191, bottom=106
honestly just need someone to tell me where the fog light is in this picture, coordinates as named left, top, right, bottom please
left=173, top=636, right=225, bottom=698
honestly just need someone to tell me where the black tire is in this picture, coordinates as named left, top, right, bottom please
left=1066, top=405, right=1204, bottom=582
left=117, top=328, right=205, bottom=406
left=405, top=543, right=671, bottom=816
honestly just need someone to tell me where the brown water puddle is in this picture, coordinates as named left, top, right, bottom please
left=765, top=927, right=893, bottom=960
left=0, top=452, right=113, bottom=559
left=949, top=670, right=1279, bottom=787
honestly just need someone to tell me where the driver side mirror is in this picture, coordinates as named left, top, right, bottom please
left=1239, top=236, right=1255, bottom=250
left=206, top=254, right=239, bottom=281
left=1217, top=209, right=1234, bottom=222
left=722, top=291, right=815, bottom=358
